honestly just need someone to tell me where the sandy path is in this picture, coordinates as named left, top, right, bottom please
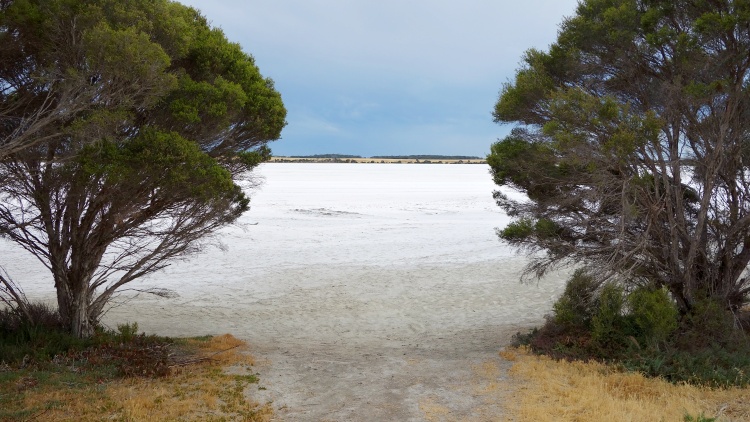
left=101, top=261, right=564, bottom=421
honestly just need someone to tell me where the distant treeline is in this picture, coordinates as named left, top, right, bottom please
left=371, top=155, right=482, bottom=160
left=287, top=154, right=482, bottom=160
left=289, top=154, right=363, bottom=158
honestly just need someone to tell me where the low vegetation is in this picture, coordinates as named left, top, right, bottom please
left=370, top=155, right=483, bottom=160
left=501, top=347, right=750, bottom=422
left=514, top=270, right=750, bottom=389
left=0, top=304, right=271, bottom=421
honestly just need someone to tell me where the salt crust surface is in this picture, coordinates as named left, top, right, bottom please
left=2, top=163, right=566, bottom=421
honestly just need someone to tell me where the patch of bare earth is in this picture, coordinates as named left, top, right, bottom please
left=249, top=327, right=525, bottom=421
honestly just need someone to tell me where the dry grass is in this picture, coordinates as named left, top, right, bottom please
left=419, top=357, right=515, bottom=422
left=501, top=347, right=750, bottom=422
left=3, top=334, right=272, bottom=421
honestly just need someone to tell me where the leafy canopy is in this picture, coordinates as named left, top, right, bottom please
left=488, top=0, right=750, bottom=312
left=0, top=0, right=286, bottom=337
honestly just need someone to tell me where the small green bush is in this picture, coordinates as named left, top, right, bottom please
left=1, top=308, right=173, bottom=378
left=675, top=298, right=742, bottom=351
left=684, top=413, right=716, bottom=422
left=0, top=302, right=86, bottom=363
left=591, top=283, right=631, bottom=352
left=513, top=266, right=750, bottom=387
left=116, top=322, right=140, bottom=343
left=628, top=287, right=679, bottom=349
left=626, top=345, right=750, bottom=388
left=552, top=269, right=598, bottom=329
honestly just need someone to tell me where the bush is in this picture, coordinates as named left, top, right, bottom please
left=523, top=270, right=750, bottom=387
left=628, top=287, right=679, bottom=349
left=0, top=301, right=64, bottom=333
left=552, top=269, right=598, bottom=329
left=116, top=322, right=140, bottom=343
left=625, top=344, right=750, bottom=387
left=675, top=298, right=739, bottom=350
left=1, top=304, right=171, bottom=378
left=591, top=283, right=636, bottom=354
left=0, top=302, right=82, bottom=363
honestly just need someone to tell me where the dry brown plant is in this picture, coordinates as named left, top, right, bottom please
left=502, top=347, right=750, bottom=422
left=8, top=335, right=272, bottom=421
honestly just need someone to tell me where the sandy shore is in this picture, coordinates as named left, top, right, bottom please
left=269, top=156, right=486, bottom=164
left=99, top=261, right=565, bottom=421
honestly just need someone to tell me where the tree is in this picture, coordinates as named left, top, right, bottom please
left=0, top=0, right=175, bottom=158
left=489, top=0, right=750, bottom=315
left=0, top=0, right=286, bottom=338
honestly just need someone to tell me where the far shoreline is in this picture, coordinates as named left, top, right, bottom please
left=269, top=156, right=487, bottom=164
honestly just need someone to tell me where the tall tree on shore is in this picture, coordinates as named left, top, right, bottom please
left=0, top=0, right=286, bottom=338
left=489, top=0, right=750, bottom=314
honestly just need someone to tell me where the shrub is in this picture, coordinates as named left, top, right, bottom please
left=674, top=298, right=739, bottom=351
left=0, top=301, right=64, bottom=334
left=591, top=283, right=632, bottom=353
left=0, top=302, right=82, bottom=363
left=628, top=287, right=679, bottom=349
left=684, top=413, right=716, bottom=422
left=522, top=270, right=750, bottom=387
left=552, top=269, right=598, bottom=329
left=625, top=344, right=750, bottom=388
left=116, top=322, right=139, bottom=343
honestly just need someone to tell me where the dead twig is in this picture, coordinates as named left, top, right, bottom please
left=168, top=344, right=241, bottom=368
left=22, top=407, right=49, bottom=422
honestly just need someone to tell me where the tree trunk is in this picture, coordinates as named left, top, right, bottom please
left=69, top=290, right=94, bottom=338
left=54, top=270, right=96, bottom=339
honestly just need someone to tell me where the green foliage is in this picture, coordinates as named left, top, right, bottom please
left=239, top=145, right=272, bottom=169
left=76, top=129, right=243, bottom=203
left=543, top=89, right=661, bottom=160
left=498, top=218, right=534, bottom=241
left=116, top=322, right=140, bottom=343
left=0, top=0, right=286, bottom=338
left=83, top=22, right=176, bottom=96
left=493, top=49, right=557, bottom=124
left=497, top=216, right=562, bottom=243
left=0, top=307, right=174, bottom=378
left=591, top=283, right=631, bottom=350
left=0, top=304, right=88, bottom=363
left=684, top=414, right=716, bottom=422
left=552, top=269, right=598, bottom=329
left=487, top=134, right=562, bottom=200
left=628, top=287, right=679, bottom=348
left=625, top=344, right=750, bottom=388
left=525, top=271, right=750, bottom=387
left=674, top=298, right=741, bottom=351
left=534, top=218, right=560, bottom=239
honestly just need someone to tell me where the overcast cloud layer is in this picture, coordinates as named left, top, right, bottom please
left=178, top=1, right=579, bottom=157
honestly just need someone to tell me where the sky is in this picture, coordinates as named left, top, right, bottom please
left=178, top=1, right=580, bottom=157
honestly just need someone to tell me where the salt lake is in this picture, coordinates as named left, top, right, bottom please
left=2, top=163, right=567, bottom=420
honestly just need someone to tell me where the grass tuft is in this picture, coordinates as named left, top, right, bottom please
left=0, top=325, right=272, bottom=421
left=504, top=347, right=750, bottom=421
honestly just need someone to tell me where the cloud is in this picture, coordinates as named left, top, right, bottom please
left=178, top=0, right=579, bottom=156
left=291, top=112, right=345, bottom=135
left=186, top=0, right=576, bottom=80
